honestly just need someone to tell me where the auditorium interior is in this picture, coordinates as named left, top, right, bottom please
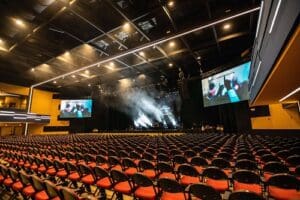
left=0, top=0, right=299, bottom=200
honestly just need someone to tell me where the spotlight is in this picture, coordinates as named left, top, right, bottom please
left=169, top=41, right=175, bottom=47
left=139, top=51, right=145, bottom=57
left=223, top=23, right=231, bottom=30
left=31, top=68, right=35, bottom=72
left=14, top=18, right=25, bottom=27
left=168, top=63, right=173, bottom=67
left=88, top=84, right=91, bottom=87
left=71, top=75, right=76, bottom=78
left=168, top=1, right=174, bottom=7
left=123, top=22, right=130, bottom=30
left=53, top=81, right=57, bottom=84
left=85, top=70, right=90, bottom=74
left=109, top=62, right=115, bottom=66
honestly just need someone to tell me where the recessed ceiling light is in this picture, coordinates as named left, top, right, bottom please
left=168, top=63, right=173, bottom=67
left=71, top=75, right=76, bottom=78
left=197, top=56, right=201, bottom=60
left=88, top=84, right=91, bottom=87
left=14, top=18, right=25, bottom=27
left=139, top=51, right=145, bottom=57
left=31, top=68, right=35, bottom=72
left=109, top=62, right=115, bottom=66
left=223, top=23, right=231, bottom=30
left=53, top=81, right=57, bottom=84
left=166, top=30, right=171, bottom=34
left=123, top=22, right=130, bottom=30
left=0, top=39, right=3, bottom=44
left=169, top=41, right=175, bottom=47
left=168, top=1, right=174, bottom=7
left=85, top=70, right=90, bottom=74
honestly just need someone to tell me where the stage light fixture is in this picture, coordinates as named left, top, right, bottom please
left=14, top=18, right=25, bottom=27
left=168, top=1, right=174, bottom=7
left=223, top=23, right=231, bottom=30
left=168, top=63, right=173, bottom=67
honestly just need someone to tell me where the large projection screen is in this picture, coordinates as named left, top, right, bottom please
left=60, top=99, right=92, bottom=118
left=202, top=62, right=251, bottom=107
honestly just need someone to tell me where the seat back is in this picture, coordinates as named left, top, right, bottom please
left=189, top=183, right=222, bottom=200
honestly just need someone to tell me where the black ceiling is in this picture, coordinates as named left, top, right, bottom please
left=0, top=0, right=260, bottom=95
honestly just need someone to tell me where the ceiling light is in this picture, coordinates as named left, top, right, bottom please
left=255, top=1, right=264, bottom=38
left=31, top=68, right=35, bottom=72
left=168, top=63, right=173, bottom=67
left=197, top=56, right=201, bottom=60
left=71, top=75, right=76, bottom=78
left=223, top=23, right=231, bottom=30
left=139, top=51, right=145, bottom=57
left=0, top=39, right=3, bottom=44
left=88, top=84, right=91, bottom=87
left=168, top=1, right=174, bottom=7
left=279, top=87, right=300, bottom=102
left=169, top=41, right=175, bottom=47
left=166, top=30, right=171, bottom=34
left=269, top=0, right=281, bottom=34
left=14, top=18, right=25, bottom=27
left=123, top=22, right=130, bottom=30
left=85, top=70, right=90, bottom=74
left=53, top=81, right=57, bottom=84
left=225, top=9, right=231, bottom=13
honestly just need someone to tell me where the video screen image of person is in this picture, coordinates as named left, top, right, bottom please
left=60, top=100, right=92, bottom=118
left=202, top=62, right=250, bottom=107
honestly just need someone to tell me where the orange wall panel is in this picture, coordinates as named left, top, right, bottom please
left=251, top=103, right=300, bottom=129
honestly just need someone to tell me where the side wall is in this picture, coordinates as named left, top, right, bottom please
left=251, top=103, right=300, bottom=129
left=0, top=82, right=69, bottom=135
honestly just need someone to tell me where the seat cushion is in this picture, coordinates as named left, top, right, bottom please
left=35, top=190, right=50, bottom=200
left=69, top=172, right=80, bottom=181
left=56, top=169, right=67, bottom=178
left=31, top=164, right=38, bottom=171
left=4, top=177, right=13, bottom=186
left=38, top=165, right=47, bottom=173
left=81, top=174, right=95, bottom=185
left=125, top=167, right=138, bottom=176
left=161, top=192, right=187, bottom=200
left=234, top=181, right=262, bottom=195
left=159, top=172, right=176, bottom=180
left=135, top=186, right=157, bottom=200
left=12, top=181, right=24, bottom=191
left=47, top=167, right=56, bottom=176
left=96, top=177, right=112, bottom=189
left=88, top=162, right=97, bottom=168
left=111, top=165, right=122, bottom=171
left=99, top=163, right=109, bottom=170
left=0, top=175, right=4, bottom=183
left=206, top=178, right=229, bottom=192
left=143, top=169, right=156, bottom=179
left=180, top=175, right=201, bottom=185
left=23, top=185, right=35, bottom=196
left=263, top=172, right=272, bottom=182
left=269, top=186, right=300, bottom=200
left=114, top=181, right=131, bottom=194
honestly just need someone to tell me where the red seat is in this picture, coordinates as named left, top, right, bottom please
left=38, top=165, right=47, bottom=173
left=234, top=181, right=262, bottom=195
left=96, top=177, right=112, bottom=189
left=269, top=186, right=300, bottom=200
left=124, top=167, right=138, bottom=176
left=81, top=174, right=95, bottom=185
left=46, top=167, right=56, bottom=176
left=12, top=181, right=24, bottom=191
left=69, top=172, right=80, bottom=181
left=206, top=178, right=228, bottom=192
left=180, top=175, right=200, bottom=185
left=56, top=169, right=67, bottom=178
left=4, top=177, right=13, bottom=186
left=23, top=185, right=35, bottom=196
left=135, top=186, right=157, bottom=200
left=143, top=169, right=156, bottom=179
left=0, top=175, right=4, bottom=183
left=159, top=172, right=176, bottom=180
left=114, top=181, right=131, bottom=194
left=35, top=190, right=50, bottom=200
left=161, top=192, right=187, bottom=200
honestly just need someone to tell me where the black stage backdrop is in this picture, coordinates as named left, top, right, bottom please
left=66, top=78, right=251, bottom=133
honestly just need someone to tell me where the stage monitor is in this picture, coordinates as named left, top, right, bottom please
left=60, top=99, right=92, bottom=118
left=202, top=62, right=251, bottom=107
